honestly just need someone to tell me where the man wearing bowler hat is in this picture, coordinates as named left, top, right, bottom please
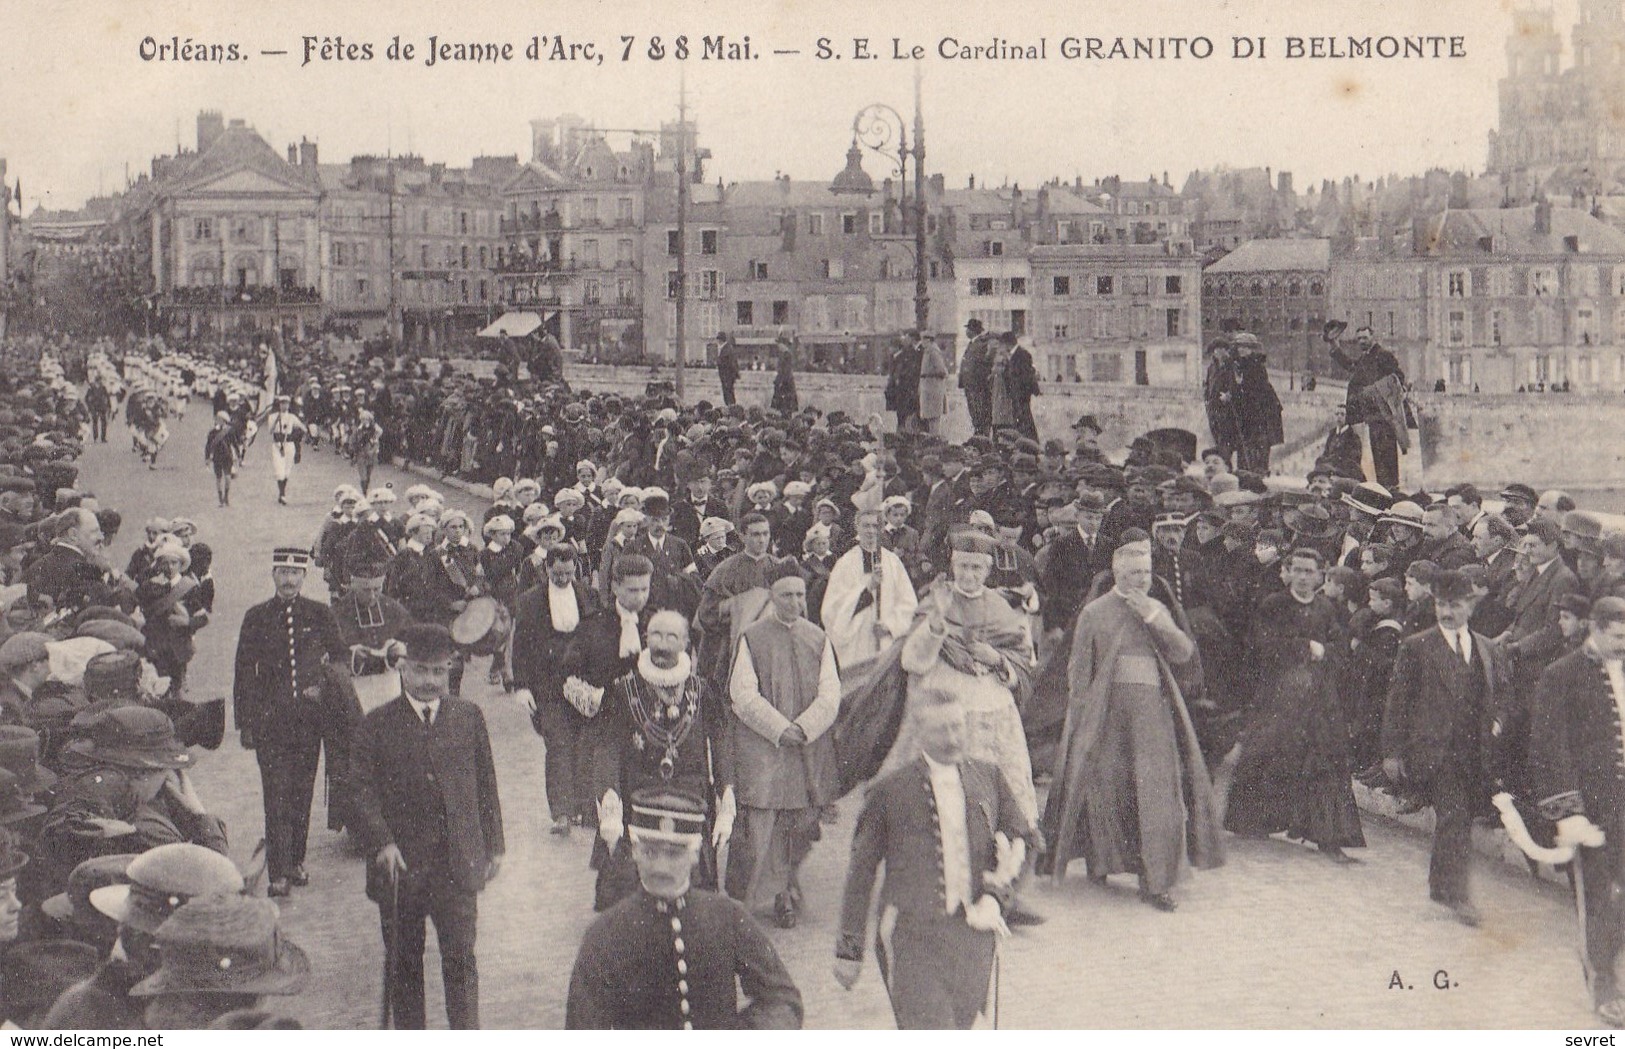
left=1381, top=570, right=1507, bottom=927
left=567, top=784, right=801, bottom=1030
left=349, top=623, right=504, bottom=1030
left=232, top=546, right=349, bottom=898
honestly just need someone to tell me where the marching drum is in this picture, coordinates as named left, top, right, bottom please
left=450, top=595, right=513, bottom=656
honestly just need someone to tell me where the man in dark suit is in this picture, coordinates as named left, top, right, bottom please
left=510, top=544, right=601, bottom=835
left=232, top=546, right=351, bottom=898
left=1494, top=518, right=1582, bottom=795
left=23, top=508, right=121, bottom=617
left=1382, top=570, right=1506, bottom=926
left=350, top=623, right=504, bottom=1031
left=669, top=469, right=716, bottom=552
left=834, top=689, right=1034, bottom=1029
left=571, top=554, right=655, bottom=694
left=1005, top=334, right=1041, bottom=442
left=716, top=333, right=741, bottom=407
left=1529, top=597, right=1625, bottom=1026
left=1038, top=493, right=1107, bottom=634
left=959, top=320, right=993, bottom=437
left=922, top=446, right=975, bottom=569
left=1467, top=513, right=1520, bottom=636
left=1415, top=502, right=1478, bottom=571
left=624, top=494, right=700, bottom=619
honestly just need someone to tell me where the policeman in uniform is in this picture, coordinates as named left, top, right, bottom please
left=566, top=785, right=802, bottom=1030
left=265, top=395, right=306, bottom=505
left=232, top=547, right=350, bottom=897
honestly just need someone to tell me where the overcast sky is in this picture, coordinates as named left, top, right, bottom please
left=1, top=0, right=1579, bottom=211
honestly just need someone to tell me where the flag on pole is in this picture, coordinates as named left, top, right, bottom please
left=261, top=340, right=279, bottom=404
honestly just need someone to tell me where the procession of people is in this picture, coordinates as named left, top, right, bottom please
left=2, top=322, right=1625, bottom=1031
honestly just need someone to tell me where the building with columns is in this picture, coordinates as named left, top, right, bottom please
left=123, top=112, right=323, bottom=340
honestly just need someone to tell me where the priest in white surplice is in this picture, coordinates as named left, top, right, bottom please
left=820, top=509, right=917, bottom=672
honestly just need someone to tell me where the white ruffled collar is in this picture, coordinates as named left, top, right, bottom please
left=637, top=650, right=691, bottom=688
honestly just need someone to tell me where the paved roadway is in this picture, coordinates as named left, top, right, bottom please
left=73, top=402, right=1606, bottom=1029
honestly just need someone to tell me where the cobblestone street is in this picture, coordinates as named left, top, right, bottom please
left=77, top=404, right=1606, bottom=1029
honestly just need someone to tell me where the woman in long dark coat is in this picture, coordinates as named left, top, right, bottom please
left=1223, top=548, right=1365, bottom=860
left=1006, top=340, right=1041, bottom=442
left=770, top=343, right=798, bottom=414
left=1231, top=342, right=1284, bottom=475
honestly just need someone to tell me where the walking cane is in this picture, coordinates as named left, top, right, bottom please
left=991, top=943, right=1002, bottom=1030
left=379, top=871, right=400, bottom=1029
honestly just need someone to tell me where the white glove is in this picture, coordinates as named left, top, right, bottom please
left=1556, top=814, right=1607, bottom=849
left=964, top=895, right=1010, bottom=938
left=598, top=791, right=624, bottom=846
left=712, top=785, right=737, bottom=848
left=985, top=832, right=1026, bottom=892
left=512, top=687, right=537, bottom=715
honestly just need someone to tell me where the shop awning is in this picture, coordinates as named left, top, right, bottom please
left=479, top=311, right=543, bottom=338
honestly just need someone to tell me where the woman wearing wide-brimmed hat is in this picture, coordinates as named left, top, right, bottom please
left=130, top=894, right=308, bottom=1029
left=41, top=708, right=226, bottom=889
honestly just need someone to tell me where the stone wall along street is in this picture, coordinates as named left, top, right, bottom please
left=455, top=361, right=1625, bottom=489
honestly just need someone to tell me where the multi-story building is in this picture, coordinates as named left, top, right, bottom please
left=1089, top=175, right=1192, bottom=248
left=645, top=173, right=725, bottom=365
left=1202, top=239, right=1333, bottom=376
left=1028, top=242, right=1202, bottom=385
left=129, top=112, right=323, bottom=340
left=497, top=116, right=654, bottom=358
left=944, top=186, right=1034, bottom=350
left=940, top=181, right=1113, bottom=364
left=1326, top=240, right=1431, bottom=382
left=717, top=143, right=955, bottom=373
left=321, top=155, right=508, bottom=347
left=1409, top=202, right=1625, bottom=391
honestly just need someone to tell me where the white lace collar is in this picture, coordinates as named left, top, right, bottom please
left=637, top=650, right=691, bottom=688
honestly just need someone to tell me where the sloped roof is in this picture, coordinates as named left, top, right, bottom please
left=1422, top=205, right=1625, bottom=257
left=725, top=180, right=852, bottom=208
left=1205, top=238, right=1331, bottom=272
left=500, top=160, right=569, bottom=195
left=165, top=124, right=317, bottom=196
left=1046, top=192, right=1108, bottom=216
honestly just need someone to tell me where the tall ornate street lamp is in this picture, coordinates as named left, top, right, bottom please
left=853, top=65, right=929, bottom=338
